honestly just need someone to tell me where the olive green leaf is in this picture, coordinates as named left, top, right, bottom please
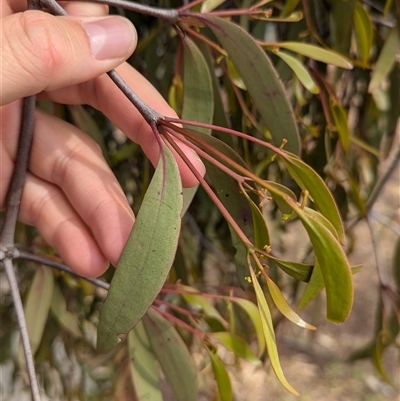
left=288, top=201, right=353, bottom=323
left=264, top=273, right=316, bottom=330
left=231, top=298, right=266, bottom=357
left=202, top=16, right=300, bottom=155
left=178, top=284, right=226, bottom=325
left=330, top=100, right=351, bottom=153
left=50, top=285, right=82, bottom=338
left=268, top=255, right=312, bottom=282
left=249, top=266, right=299, bottom=395
left=97, top=143, right=183, bottom=353
left=181, top=36, right=214, bottom=215
left=273, top=50, right=320, bottom=94
left=210, top=332, right=260, bottom=365
left=182, top=36, right=214, bottom=134
left=143, top=308, right=198, bottom=401
left=275, top=42, right=353, bottom=69
left=21, top=266, right=54, bottom=357
left=353, top=3, right=373, bottom=64
left=208, top=348, right=233, bottom=401
left=369, top=28, right=399, bottom=93
left=278, top=151, right=345, bottom=243
left=128, top=321, right=162, bottom=401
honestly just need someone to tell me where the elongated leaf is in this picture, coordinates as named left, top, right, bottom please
left=211, top=332, right=260, bottom=365
left=264, top=274, right=315, bottom=330
left=242, top=190, right=270, bottom=249
left=269, top=255, right=312, bottom=282
left=289, top=201, right=353, bottom=322
left=265, top=181, right=296, bottom=217
left=22, top=266, right=54, bottom=356
left=192, top=131, right=255, bottom=286
left=329, top=0, right=357, bottom=55
left=178, top=284, right=226, bottom=324
left=273, top=50, right=320, bottom=94
left=50, top=285, right=81, bottom=338
left=208, top=349, right=233, bottom=401
left=182, top=36, right=214, bottom=134
left=279, top=151, right=345, bottom=242
left=231, top=298, right=265, bottom=356
left=298, top=262, right=363, bottom=312
left=143, top=308, right=198, bottom=401
left=276, top=42, right=353, bottom=69
left=201, top=0, right=226, bottom=13
left=369, top=28, right=399, bottom=93
left=353, top=3, right=373, bottom=64
left=128, top=321, right=162, bottom=401
left=97, top=144, right=183, bottom=353
left=330, top=100, right=350, bottom=153
left=249, top=266, right=299, bottom=395
left=202, top=16, right=300, bottom=154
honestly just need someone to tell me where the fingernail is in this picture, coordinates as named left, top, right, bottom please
left=82, top=17, right=136, bottom=60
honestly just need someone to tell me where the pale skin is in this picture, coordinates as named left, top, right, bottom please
left=0, top=0, right=205, bottom=277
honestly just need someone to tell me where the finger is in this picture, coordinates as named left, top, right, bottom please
left=21, top=174, right=111, bottom=277
left=1, top=11, right=137, bottom=105
left=1, top=107, right=135, bottom=269
left=0, top=144, right=109, bottom=277
left=59, top=1, right=109, bottom=16
left=44, top=63, right=206, bottom=187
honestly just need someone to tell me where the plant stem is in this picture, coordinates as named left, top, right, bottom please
left=107, top=70, right=163, bottom=125
left=56, top=0, right=179, bottom=21
left=0, top=96, right=36, bottom=248
left=15, top=250, right=110, bottom=290
left=2, top=258, right=41, bottom=401
left=161, top=131, right=253, bottom=248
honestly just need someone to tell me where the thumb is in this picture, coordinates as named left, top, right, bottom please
left=1, top=11, right=137, bottom=105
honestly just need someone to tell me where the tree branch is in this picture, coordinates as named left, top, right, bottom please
left=2, top=258, right=41, bottom=400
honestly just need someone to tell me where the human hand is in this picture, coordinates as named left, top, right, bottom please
left=1, top=0, right=205, bottom=277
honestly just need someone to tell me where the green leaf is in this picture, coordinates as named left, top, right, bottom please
left=330, top=100, right=351, bottom=153
left=128, top=321, right=163, bottom=401
left=288, top=201, right=353, bottom=323
left=97, top=143, right=183, bottom=353
left=297, top=260, right=324, bottom=312
left=180, top=37, right=214, bottom=215
left=279, top=151, right=345, bottom=243
left=178, top=284, right=226, bottom=325
left=329, top=0, right=358, bottom=55
left=353, top=3, right=373, bottom=64
left=298, top=262, right=363, bottom=312
left=22, top=266, right=54, bottom=356
left=182, top=36, right=214, bottom=134
left=273, top=50, right=320, bottom=94
left=200, top=0, right=226, bottom=13
left=208, top=349, right=233, bottom=401
left=231, top=298, right=265, bottom=357
left=249, top=265, right=299, bottom=395
left=203, top=16, right=300, bottom=155
left=269, top=256, right=312, bottom=282
left=276, top=42, right=353, bottom=69
left=241, top=190, right=270, bottom=249
left=210, top=332, right=260, bottom=365
left=143, top=308, right=198, bottom=401
left=264, top=274, right=316, bottom=330
left=194, top=132, right=255, bottom=286
left=369, top=28, right=399, bottom=93
left=50, top=285, right=81, bottom=338
left=265, top=181, right=296, bottom=217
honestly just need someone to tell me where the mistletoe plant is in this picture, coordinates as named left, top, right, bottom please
left=4, top=0, right=397, bottom=400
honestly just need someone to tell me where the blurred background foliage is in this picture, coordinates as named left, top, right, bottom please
left=1, top=0, right=399, bottom=400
